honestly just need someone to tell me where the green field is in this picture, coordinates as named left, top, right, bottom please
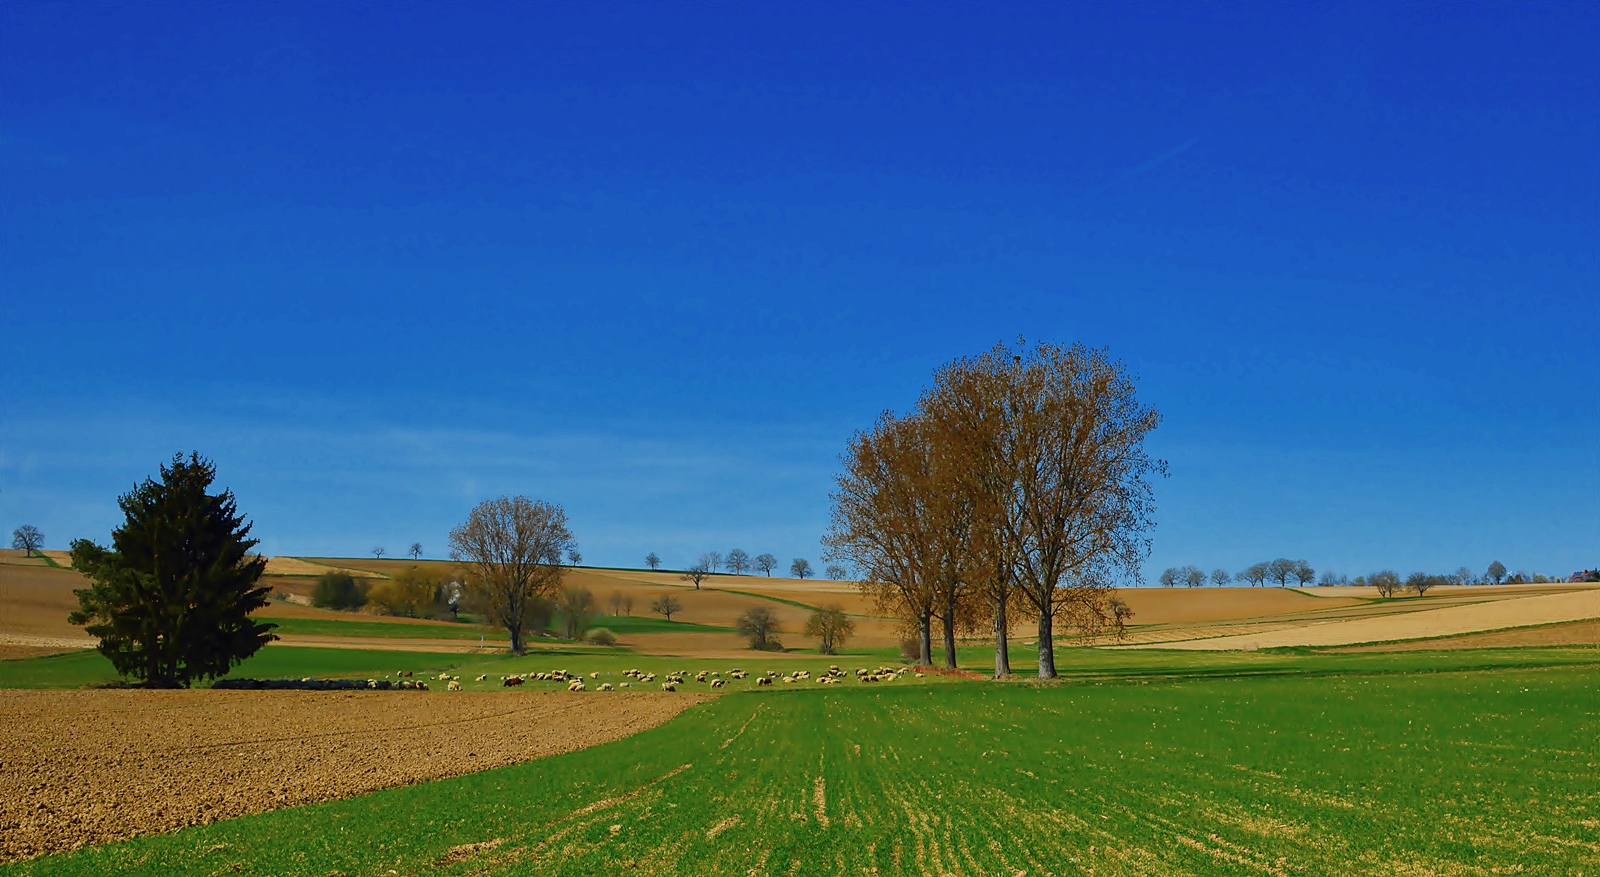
left=0, top=646, right=474, bottom=689
left=8, top=654, right=1599, bottom=876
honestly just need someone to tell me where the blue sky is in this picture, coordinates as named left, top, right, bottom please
left=2, top=2, right=1595, bottom=580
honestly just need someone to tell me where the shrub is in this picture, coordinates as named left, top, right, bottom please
left=369, top=566, right=447, bottom=617
left=586, top=627, right=616, bottom=646
left=311, top=571, right=369, bottom=610
left=736, top=606, right=783, bottom=651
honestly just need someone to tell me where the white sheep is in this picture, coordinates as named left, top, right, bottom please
left=599, top=682, right=614, bottom=691
left=710, top=679, right=725, bottom=688
left=477, top=674, right=487, bottom=682
left=756, top=676, right=772, bottom=686
left=661, top=682, right=677, bottom=691
left=447, top=680, right=462, bottom=691
left=568, top=679, right=586, bottom=692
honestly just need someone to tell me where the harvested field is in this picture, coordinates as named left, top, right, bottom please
left=1145, top=587, right=1600, bottom=649
left=261, top=557, right=383, bottom=578
left=1330, top=618, right=1600, bottom=651
left=0, top=689, right=708, bottom=863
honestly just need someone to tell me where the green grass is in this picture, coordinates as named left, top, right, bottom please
left=587, top=614, right=732, bottom=634
left=11, top=655, right=1600, bottom=876
left=0, top=646, right=488, bottom=689
left=264, top=616, right=503, bottom=640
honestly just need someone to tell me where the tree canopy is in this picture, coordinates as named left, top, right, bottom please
left=68, top=453, right=276, bottom=687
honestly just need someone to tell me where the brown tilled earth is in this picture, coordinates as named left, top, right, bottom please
left=0, top=689, right=709, bottom=864
left=1329, top=619, right=1600, bottom=651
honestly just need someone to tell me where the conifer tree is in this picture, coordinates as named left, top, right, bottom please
left=69, top=453, right=275, bottom=687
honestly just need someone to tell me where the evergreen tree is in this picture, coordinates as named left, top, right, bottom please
left=69, top=453, right=276, bottom=687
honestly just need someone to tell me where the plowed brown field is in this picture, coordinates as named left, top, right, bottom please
left=0, top=689, right=708, bottom=863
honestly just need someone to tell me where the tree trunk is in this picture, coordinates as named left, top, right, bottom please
left=1037, top=608, right=1056, bottom=679
left=508, top=623, right=524, bottom=655
left=993, top=596, right=1011, bottom=678
left=918, top=610, right=933, bottom=667
left=943, top=598, right=958, bottom=669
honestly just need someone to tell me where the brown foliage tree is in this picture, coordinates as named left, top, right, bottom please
left=804, top=604, right=856, bottom=655
left=448, top=496, right=573, bottom=654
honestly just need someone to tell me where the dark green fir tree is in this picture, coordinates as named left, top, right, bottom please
left=69, top=453, right=276, bottom=687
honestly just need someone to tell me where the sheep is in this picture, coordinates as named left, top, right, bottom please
left=568, top=679, right=586, bottom=692
left=590, top=672, right=599, bottom=679
left=477, top=674, right=488, bottom=682
left=599, top=682, right=614, bottom=691
left=416, top=681, right=429, bottom=690
left=619, top=681, right=631, bottom=688
left=710, top=679, right=725, bottom=688
left=503, top=676, right=524, bottom=687
left=447, top=680, right=462, bottom=691
left=438, top=672, right=451, bottom=681
left=695, top=671, right=707, bottom=682
left=756, top=676, right=772, bottom=686
left=661, top=682, right=677, bottom=692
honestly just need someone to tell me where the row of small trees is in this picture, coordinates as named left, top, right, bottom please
left=1159, top=559, right=1314, bottom=588
left=645, top=551, right=846, bottom=582
left=823, top=342, right=1162, bottom=679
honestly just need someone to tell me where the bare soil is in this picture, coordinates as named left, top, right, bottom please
left=0, top=689, right=708, bottom=863
left=1328, top=619, right=1600, bottom=651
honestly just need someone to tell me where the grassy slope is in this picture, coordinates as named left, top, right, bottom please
left=9, top=657, right=1599, bottom=876
left=0, top=647, right=475, bottom=689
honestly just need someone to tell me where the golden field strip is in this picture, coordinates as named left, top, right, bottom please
left=4, top=551, right=1599, bottom=657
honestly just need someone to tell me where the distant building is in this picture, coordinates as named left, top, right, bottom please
left=1569, top=569, right=1600, bottom=583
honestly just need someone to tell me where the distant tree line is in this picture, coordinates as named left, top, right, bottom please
left=1156, top=558, right=1577, bottom=593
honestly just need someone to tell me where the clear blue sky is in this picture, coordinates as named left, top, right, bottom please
left=2, top=2, right=1595, bottom=580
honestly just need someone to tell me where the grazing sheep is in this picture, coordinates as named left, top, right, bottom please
left=438, top=672, right=451, bottom=681
left=416, top=681, right=429, bottom=690
left=915, top=672, right=925, bottom=678
left=447, top=680, right=462, bottom=691
left=695, top=671, right=707, bottom=682
left=620, top=681, right=631, bottom=688
left=591, top=672, right=599, bottom=679
left=568, top=679, right=586, bottom=692
left=398, top=670, right=413, bottom=677
left=661, top=682, right=677, bottom=691
left=756, top=676, right=772, bottom=686
left=504, top=676, right=524, bottom=687
left=599, top=682, right=614, bottom=691
left=710, top=679, right=725, bottom=688
left=477, top=674, right=488, bottom=682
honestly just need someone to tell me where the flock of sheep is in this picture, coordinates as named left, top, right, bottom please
left=483, top=664, right=921, bottom=692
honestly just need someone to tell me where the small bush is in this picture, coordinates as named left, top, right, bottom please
left=311, top=572, right=368, bottom=610
left=586, top=627, right=616, bottom=646
left=899, top=638, right=920, bottom=660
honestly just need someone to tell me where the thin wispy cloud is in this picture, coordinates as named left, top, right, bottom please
left=1078, top=139, right=1198, bottom=203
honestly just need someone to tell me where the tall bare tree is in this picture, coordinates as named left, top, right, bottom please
left=448, top=496, right=573, bottom=655
left=681, top=558, right=711, bottom=590
left=1267, top=557, right=1296, bottom=587
left=1292, top=560, right=1316, bottom=588
left=1182, top=565, right=1206, bottom=588
left=755, top=553, right=777, bottom=576
left=726, top=548, right=750, bottom=575
left=644, top=551, right=661, bottom=570
left=824, top=411, right=942, bottom=665
left=790, top=558, right=813, bottom=579
left=982, top=343, right=1161, bottom=679
left=408, top=542, right=423, bottom=560
left=1210, top=568, right=1231, bottom=587
left=706, top=551, right=723, bottom=574
left=1239, top=562, right=1269, bottom=588
left=11, top=525, right=43, bottom=557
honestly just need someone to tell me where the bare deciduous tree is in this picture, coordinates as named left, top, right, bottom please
left=556, top=584, right=595, bottom=639
left=448, top=496, right=573, bottom=655
left=726, top=548, right=750, bottom=575
left=736, top=606, right=783, bottom=650
left=11, top=525, right=43, bottom=557
left=755, top=553, right=777, bottom=576
left=1210, top=568, right=1230, bottom=587
left=1487, top=560, right=1507, bottom=584
left=1239, top=562, right=1269, bottom=588
left=681, top=558, right=711, bottom=590
left=1267, top=558, right=1297, bottom=587
left=1370, top=569, right=1401, bottom=598
left=790, top=558, right=813, bottom=579
left=408, top=542, right=423, bottom=560
left=1159, top=567, right=1179, bottom=587
left=371, top=546, right=386, bottom=560
left=1183, top=565, right=1206, bottom=588
left=824, top=563, right=848, bottom=580
left=645, top=551, right=661, bottom=570
left=650, top=593, right=683, bottom=621
left=622, top=594, right=635, bottom=616
left=608, top=590, right=623, bottom=615
left=1293, top=560, right=1315, bottom=588
left=804, top=604, right=856, bottom=655
left=706, top=551, right=722, bottom=575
